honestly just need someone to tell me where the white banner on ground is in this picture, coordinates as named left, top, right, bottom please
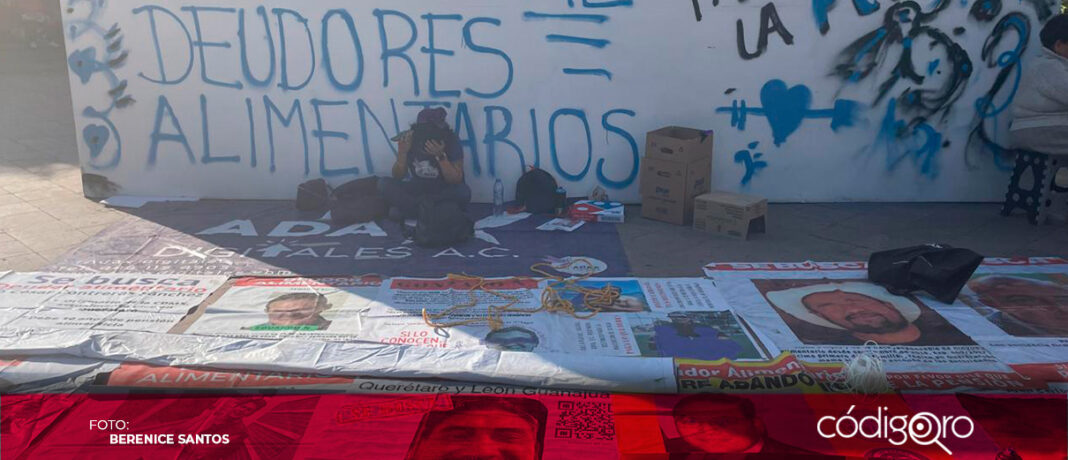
left=0, top=356, right=119, bottom=393
left=359, top=313, right=640, bottom=357
left=368, top=277, right=546, bottom=317
left=704, top=263, right=1009, bottom=375
left=0, top=328, right=677, bottom=393
left=0, top=272, right=227, bottom=333
left=182, top=276, right=381, bottom=341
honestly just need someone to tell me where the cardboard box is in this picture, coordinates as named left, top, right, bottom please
left=645, top=126, right=714, bottom=163
left=641, top=196, right=692, bottom=225
left=640, top=157, right=711, bottom=203
left=569, top=201, right=624, bottom=223
left=639, top=156, right=711, bottom=225
left=693, top=191, right=768, bottom=240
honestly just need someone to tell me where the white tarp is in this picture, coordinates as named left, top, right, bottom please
left=0, top=272, right=782, bottom=391
left=0, top=356, right=119, bottom=392
left=0, top=328, right=676, bottom=393
left=703, top=262, right=1009, bottom=375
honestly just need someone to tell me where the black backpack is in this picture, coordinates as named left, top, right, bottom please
left=516, top=168, right=558, bottom=214
left=412, top=200, right=473, bottom=248
left=332, top=176, right=379, bottom=201
left=296, top=179, right=331, bottom=211
left=330, top=177, right=387, bottom=226
left=868, top=244, right=984, bottom=303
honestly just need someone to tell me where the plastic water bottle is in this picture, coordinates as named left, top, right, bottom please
left=493, top=178, right=505, bottom=216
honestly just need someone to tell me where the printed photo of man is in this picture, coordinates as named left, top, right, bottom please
left=484, top=327, right=540, bottom=352
left=245, top=293, right=333, bottom=332
left=405, top=396, right=548, bottom=460
left=665, top=394, right=820, bottom=455
left=760, top=280, right=974, bottom=346
left=652, top=312, right=744, bottom=361
left=966, top=275, right=1068, bottom=337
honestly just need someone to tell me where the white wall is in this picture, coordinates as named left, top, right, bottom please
left=60, top=0, right=1058, bottom=202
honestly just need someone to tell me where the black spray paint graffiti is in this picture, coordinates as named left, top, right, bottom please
left=692, top=1, right=794, bottom=59
left=737, top=3, right=794, bottom=60
left=830, top=0, right=971, bottom=178
left=970, top=0, right=1002, bottom=22
left=832, top=0, right=971, bottom=121
left=690, top=0, right=1053, bottom=185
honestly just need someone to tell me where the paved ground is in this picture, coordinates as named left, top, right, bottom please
left=1, top=43, right=1065, bottom=275
left=0, top=45, right=124, bottom=270
left=621, top=202, right=1067, bottom=276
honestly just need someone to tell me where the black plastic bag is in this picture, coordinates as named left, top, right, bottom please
left=329, top=177, right=387, bottom=225
left=296, top=179, right=331, bottom=211
left=515, top=168, right=558, bottom=214
left=868, top=244, right=983, bottom=303
left=410, top=200, right=473, bottom=248
left=332, top=176, right=379, bottom=202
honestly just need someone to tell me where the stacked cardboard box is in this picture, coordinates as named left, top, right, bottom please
left=640, top=127, right=713, bottom=225
left=693, top=191, right=767, bottom=240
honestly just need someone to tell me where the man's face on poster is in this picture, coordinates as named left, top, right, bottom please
left=609, top=295, right=645, bottom=312
left=485, top=328, right=539, bottom=352
left=266, top=297, right=324, bottom=326
left=673, top=398, right=763, bottom=453
left=417, top=409, right=539, bottom=460
left=973, top=277, right=1068, bottom=336
left=802, top=290, right=908, bottom=334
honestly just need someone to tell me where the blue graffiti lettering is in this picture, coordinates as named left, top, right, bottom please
left=244, top=97, right=258, bottom=167
left=321, top=9, right=364, bottom=92
left=132, top=5, right=193, bottom=85
left=182, top=6, right=243, bottom=89
left=357, top=99, right=399, bottom=175
left=238, top=7, right=275, bottom=87
left=263, top=96, right=309, bottom=174
left=549, top=109, right=592, bottom=181
left=273, top=8, right=315, bottom=91
left=463, top=18, right=514, bottom=98
left=200, top=95, right=240, bottom=163
left=597, top=109, right=638, bottom=189
left=374, top=9, right=420, bottom=96
left=148, top=95, right=195, bottom=166
left=421, top=14, right=463, bottom=98
left=453, top=102, right=481, bottom=176
left=812, top=0, right=836, bottom=35
left=483, top=106, right=525, bottom=177
left=310, top=98, right=358, bottom=176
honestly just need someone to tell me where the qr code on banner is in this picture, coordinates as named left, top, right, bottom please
left=553, top=400, right=615, bottom=441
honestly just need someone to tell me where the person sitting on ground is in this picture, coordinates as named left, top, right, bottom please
left=379, top=107, right=471, bottom=220
left=1010, top=14, right=1068, bottom=155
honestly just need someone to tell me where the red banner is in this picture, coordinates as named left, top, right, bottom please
left=3, top=393, right=1064, bottom=459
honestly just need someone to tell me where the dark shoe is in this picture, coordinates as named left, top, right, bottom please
left=388, top=207, right=404, bottom=222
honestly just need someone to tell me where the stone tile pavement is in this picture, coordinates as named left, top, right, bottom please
left=0, top=44, right=123, bottom=270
